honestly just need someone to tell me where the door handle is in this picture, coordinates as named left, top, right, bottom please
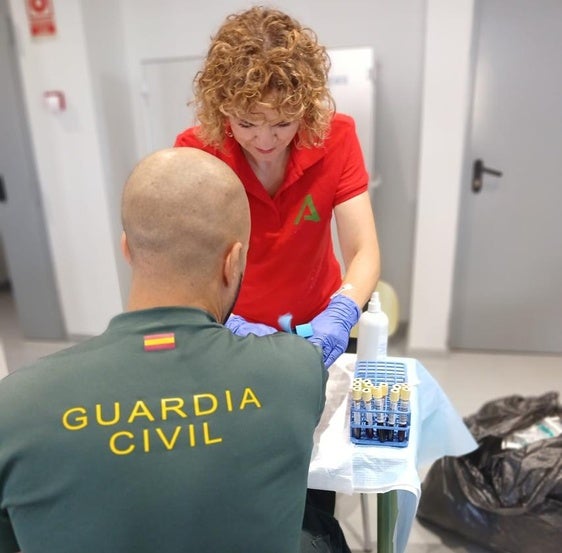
left=472, top=159, right=503, bottom=193
left=0, top=175, right=6, bottom=202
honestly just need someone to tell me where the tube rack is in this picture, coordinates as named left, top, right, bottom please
left=350, top=360, right=411, bottom=447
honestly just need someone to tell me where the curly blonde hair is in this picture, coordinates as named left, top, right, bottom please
left=193, top=6, right=335, bottom=149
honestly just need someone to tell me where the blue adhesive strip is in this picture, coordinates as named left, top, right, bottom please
left=295, top=323, right=313, bottom=338
left=278, top=314, right=313, bottom=338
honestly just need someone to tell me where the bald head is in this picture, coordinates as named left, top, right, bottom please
left=121, top=148, right=250, bottom=304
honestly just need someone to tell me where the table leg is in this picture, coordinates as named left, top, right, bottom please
left=377, top=491, right=398, bottom=553
left=360, top=493, right=373, bottom=551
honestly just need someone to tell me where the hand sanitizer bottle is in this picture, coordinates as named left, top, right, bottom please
left=356, top=291, right=389, bottom=362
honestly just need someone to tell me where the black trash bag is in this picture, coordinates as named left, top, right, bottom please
left=416, top=392, right=562, bottom=553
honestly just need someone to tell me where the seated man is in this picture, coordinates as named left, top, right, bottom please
left=0, top=148, right=327, bottom=553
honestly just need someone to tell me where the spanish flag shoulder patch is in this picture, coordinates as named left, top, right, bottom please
left=143, top=332, right=176, bottom=351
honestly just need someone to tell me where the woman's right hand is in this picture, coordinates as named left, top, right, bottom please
left=307, top=295, right=361, bottom=368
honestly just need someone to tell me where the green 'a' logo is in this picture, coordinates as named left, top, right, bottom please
left=294, top=194, right=320, bottom=225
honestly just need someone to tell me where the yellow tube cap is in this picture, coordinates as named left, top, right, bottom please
left=400, top=385, right=411, bottom=401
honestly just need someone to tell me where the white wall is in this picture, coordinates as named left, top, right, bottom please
left=80, top=0, right=138, bottom=304
left=408, top=0, right=475, bottom=351
left=7, top=0, right=122, bottom=336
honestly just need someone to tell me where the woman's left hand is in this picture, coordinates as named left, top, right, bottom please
left=225, top=314, right=278, bottom=337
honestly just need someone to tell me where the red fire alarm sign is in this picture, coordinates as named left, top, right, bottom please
left=26, top=0, right=57, bottom=38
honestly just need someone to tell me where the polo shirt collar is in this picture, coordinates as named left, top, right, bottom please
left=224, top=136, right=328, bottom=200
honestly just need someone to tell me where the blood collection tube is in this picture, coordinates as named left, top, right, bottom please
left=362, top=387, right=374, bottom=439
left=371, top=385, right=386, bottom=441
left=351, top=387, right=363, bottom=439
left=397, top=385, right=411, bottom=442
left=386, top=386, right=400, bottom=441
left=380, top=382, right=390, bottom=441
left=380, top=382, right=389, bottom=397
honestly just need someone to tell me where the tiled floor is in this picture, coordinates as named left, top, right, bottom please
left=1, top=286, right=561, bottom=552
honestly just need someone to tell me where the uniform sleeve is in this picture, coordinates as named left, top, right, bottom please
left=0, top=509, right=19, bottom=553
left=269, top=334, right=327, bottom=424
left=333, top=116, right=369, bottom=206
left=316, top=364, right=329, bottom=424
left=297, top=340, right=328, bottom=424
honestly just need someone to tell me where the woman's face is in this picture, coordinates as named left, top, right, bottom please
left=227, top=106, right=300, bottom=164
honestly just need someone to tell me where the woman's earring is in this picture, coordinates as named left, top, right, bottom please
left=226, top=129, right=233, bottom=138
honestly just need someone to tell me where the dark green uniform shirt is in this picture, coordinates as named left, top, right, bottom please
left=0, top=308, right=326, bottom=553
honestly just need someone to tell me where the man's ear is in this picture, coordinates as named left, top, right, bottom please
left=223, top=241, right=244, bottom=287
left=121, top=231, right=132, bottom=265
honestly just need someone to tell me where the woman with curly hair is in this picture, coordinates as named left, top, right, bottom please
left=175, top=6, right=380, bottom=369
left=175, top=8, right=379, bottom=549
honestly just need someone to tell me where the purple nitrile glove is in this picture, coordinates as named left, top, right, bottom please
left=225, top=314, right=278, bottom=337
left=307, top=295, right=361, bottom=368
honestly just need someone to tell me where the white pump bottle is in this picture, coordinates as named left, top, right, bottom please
left=356, top=291, right=389, bottom=362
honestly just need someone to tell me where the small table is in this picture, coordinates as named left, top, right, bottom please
left=308, top=355, right=477, bottom=553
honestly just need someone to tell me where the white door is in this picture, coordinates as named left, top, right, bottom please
left=450, top=0, right=562, bottom=353
left=0, top=1, right=64, bottom=339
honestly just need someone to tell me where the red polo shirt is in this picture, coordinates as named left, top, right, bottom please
left=174, top=113, right=368, bottom=328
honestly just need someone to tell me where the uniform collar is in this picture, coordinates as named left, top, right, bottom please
left=106, top=307, right=218, bottom=334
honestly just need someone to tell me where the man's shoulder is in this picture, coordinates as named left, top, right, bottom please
left=0, top=337, right=101, bottom=394
left=237, top=332, right=325, bottom=381
left=234, top=332, right=327, bottom=411
left=0, top=353, right=62, bottom=422
left=259, top=331, right=322, bottom=358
